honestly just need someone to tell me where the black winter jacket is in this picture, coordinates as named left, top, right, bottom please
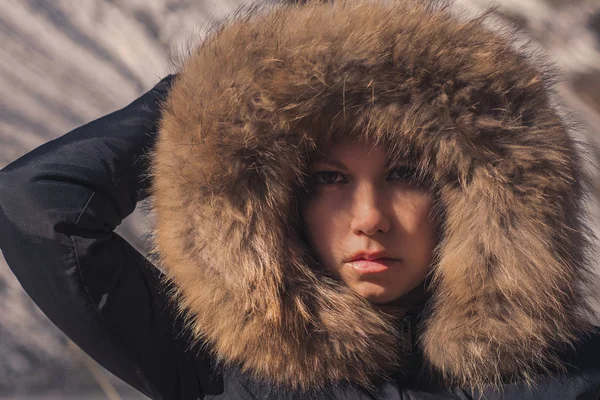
left=2, top=1, right=600, bottom=399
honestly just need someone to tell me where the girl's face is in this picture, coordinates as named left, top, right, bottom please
left=301, top=139, right=437, bottom=305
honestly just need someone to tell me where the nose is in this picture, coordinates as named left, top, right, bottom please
left=350, top=182, right=390, bottom=236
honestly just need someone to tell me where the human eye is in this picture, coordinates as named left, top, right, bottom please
left=312, top=170, right=346, bottom=184
left=387, top=165, right=418, bottom=182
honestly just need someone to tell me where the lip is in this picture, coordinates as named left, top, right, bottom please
left=347, top=250, right=390, bottom=262
left=346, top=258, right=399, bottom=274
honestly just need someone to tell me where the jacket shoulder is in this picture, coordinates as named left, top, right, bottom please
left=475, top=327, right=600, bottom=399
left=565, top=325, right=600, bottom=372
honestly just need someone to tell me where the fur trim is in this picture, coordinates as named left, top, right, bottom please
left=148, top=0, right=597, bottom=392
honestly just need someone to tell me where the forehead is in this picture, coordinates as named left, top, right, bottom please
left=313, top=139, right=395, bottom=167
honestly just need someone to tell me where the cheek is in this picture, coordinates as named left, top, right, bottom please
left=393, top=191, right=434, bottom=228
left=393, top=193, right=437, bottom=260
left=301, top=194, right=346, bottom=262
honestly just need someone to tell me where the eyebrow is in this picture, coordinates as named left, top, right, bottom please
left=312, top=157, right=349, bottom=171
left=313, top=154, right=400, bottom=171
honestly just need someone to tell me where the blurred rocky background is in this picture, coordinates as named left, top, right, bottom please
left=1, top=0, right=599, bottom=398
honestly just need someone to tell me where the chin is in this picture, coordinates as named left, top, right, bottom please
left=353, top=284, right=403, bottom=305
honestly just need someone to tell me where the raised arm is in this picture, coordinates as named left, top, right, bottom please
left=0, top=75, right=212, bottom=399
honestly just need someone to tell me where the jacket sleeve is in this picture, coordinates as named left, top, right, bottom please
left=0, top=75, right=211, bottom=399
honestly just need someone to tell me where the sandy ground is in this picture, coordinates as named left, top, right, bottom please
left=1, top=0, right=599, bottom=396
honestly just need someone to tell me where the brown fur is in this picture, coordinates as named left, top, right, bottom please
left=147, top=0, right=597, bottom=393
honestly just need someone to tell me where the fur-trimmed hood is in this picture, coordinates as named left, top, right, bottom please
left=148, top=0, right=597, bottom=393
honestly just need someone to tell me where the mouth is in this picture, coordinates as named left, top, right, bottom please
left=345, top=258, right=400, bottom=274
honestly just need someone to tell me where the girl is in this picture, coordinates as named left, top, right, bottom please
left=1, top=1, right=599, bottom=399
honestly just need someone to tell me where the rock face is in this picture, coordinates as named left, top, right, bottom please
left=1, top=0, right=599, bottom=397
